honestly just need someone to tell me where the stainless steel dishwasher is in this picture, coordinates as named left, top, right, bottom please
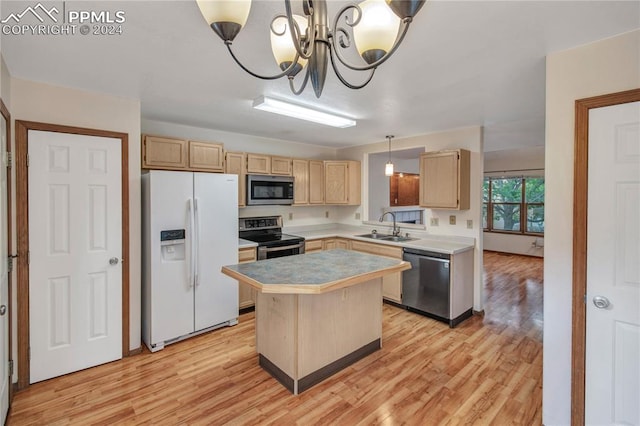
left=402, top=247, right=471, bottom=328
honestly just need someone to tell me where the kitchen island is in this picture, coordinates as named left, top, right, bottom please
left=221, top=249, right=410, bottom=394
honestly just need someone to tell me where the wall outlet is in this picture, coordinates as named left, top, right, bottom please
left=325, top=211, right=329, bottom=218
left=430, top=217, right=439, bottom=226
left=467, top=219, right=473, bottom=229
left=355, top=212, right=361, bottom=220
left=449, top=215, right=456, bottom=225
left=288, top=212, right=293, bottom=220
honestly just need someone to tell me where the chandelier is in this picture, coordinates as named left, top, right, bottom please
left=196, top=0, right=426, bottom=98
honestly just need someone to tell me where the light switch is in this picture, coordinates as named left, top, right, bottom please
left=467, top=220, right=473, bottom=229
left=430, top=217, right=439, bottom=226
left=449, top=215, right=456, bottom=225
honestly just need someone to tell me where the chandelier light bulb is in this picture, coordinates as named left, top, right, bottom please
left=270, top=15, right=309, bottom=75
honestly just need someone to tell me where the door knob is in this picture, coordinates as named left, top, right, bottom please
left=592, top=295, right=610, bottom=309
left=109, top=257, right=119, bottom=266
left=0, top=305, right=6, bottom=316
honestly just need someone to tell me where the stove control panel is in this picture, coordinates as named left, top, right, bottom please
left=239, top=216, right=283, bottom=231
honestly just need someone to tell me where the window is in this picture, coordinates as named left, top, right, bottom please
left=483, top=176, right=544, bottom=235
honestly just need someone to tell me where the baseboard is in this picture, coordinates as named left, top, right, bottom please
left=483, top=249, right=543, bottom=259
left=128, top=346, right=143, bottom=356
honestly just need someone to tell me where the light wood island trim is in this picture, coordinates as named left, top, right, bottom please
left=221, top=261, right=409, bottom=295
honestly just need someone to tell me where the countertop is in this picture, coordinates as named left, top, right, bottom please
left=285, top=225, right=475, bottom=255
left=221, top=249, right=410, bottom=295
left=238, top=238, right=258, bottom=249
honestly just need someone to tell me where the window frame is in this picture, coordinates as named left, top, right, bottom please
left=483, top=176, right=544, bottom=236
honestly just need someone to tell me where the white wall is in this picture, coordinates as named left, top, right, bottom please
left=337, top=126, right=485, bottom=311
left=142, top=119, right=341, bottom=228
left=544, top=29, right=640, bottom=425
left=9, top=78, right=142, bottom=359
left=483, top=145, right=545, bottom=257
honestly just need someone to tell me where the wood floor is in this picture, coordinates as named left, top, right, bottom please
left=7, top=251, right=543, bottom=425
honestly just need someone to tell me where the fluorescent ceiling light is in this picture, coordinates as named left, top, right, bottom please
left=252, top=96, right=356, bottom=128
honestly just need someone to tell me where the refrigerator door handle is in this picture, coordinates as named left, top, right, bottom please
left=194, top=198, right=200, bottom=286
left=187, top=198, right=195, bottom=288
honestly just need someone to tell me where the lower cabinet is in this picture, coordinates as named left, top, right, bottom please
left=238, top=246, right=257, bottom=309
left=349, top=240, right=403, bottom=303
left=323, top=238, right=350, bottom=250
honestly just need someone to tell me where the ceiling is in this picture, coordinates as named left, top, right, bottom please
left=1, top=1, right=638, bottom=150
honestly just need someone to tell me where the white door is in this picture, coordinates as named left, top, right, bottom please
left=586, top=101, right=640, bottom=424
left=193, top=173, right=238, bottom=331
left=28, top=130, right=122, bottom=384
left=0, top=111, right=9, bottom=422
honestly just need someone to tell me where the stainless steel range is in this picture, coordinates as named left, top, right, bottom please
left=239, top=216, right=305, bottom=260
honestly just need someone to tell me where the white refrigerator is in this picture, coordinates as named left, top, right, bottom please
left=142, top=170, right=239, bottom=352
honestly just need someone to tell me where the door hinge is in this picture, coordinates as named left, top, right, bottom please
left=8, top=360, right=13, bottom=377
left=584, top=294, right=587, bottom=304
left=7, top=255, right=17, bottom=273
left=26, top=154, right=30, bottom=167
left=6, top=152, right=12, bottom=169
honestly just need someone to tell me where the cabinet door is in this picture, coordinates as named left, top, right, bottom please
left=309, top=160, right=325, bottom=204
left=142, top=135, right=188, bottom=170
left=325, top=161, right=349, bottom=204
left=247, top=153, right=271, bottom=174
left=292, top=159, right=309, bottom=205
left=225, top=152, right=246, bottom=207
left=238, top=247, right=257, bottom=309
left=305, top=239, right=323, bottom=253
left=382, top=272, right=402, bottom=303
left=323, top=239, right=336, bottom=250
left=419, top=150, right=470, bottom=210
left=335, top=239, right=350, bottom=250
left=189, top=141, right=224, bottom=172
left=271, top=156, right=292, bottom=176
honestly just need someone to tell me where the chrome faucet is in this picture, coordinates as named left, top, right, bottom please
left=379, top=211, right=400, bottom=236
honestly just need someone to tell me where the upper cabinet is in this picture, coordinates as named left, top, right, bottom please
left=224, top=151, right=246, bottom=207
left=189, top=141, right=224, bottom=172
left=142, top=135, right=188, bottom=170
left=325, top=161, right=361, bottom=205
left=292, top=159, right=309, bottom=205
left=271, top=156, right=293, bottom=176
left=246, top=153, right=271, bottom=174
left=419, top=149, right=470, bottom=210
left=309, top=160, right=325, bottom=204
left=142, top=135, right=223, bottom=172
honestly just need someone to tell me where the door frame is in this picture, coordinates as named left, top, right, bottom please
left=14, top=120, right=130, bottom=390
left=571, top=88, right=640, bottom=425
left=0, top=99, right=12, bottom=405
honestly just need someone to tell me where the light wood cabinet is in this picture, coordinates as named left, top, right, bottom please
left=309, top=160, right=325, bottom=204
left=292, top=159, right=309, bottom=205
left=225, top=151, right=246, bottom=207
left=238, top=247, right=257, bottom=309
left=324, top=161, right=361, bottom=205
left=142, top=135, right=188, bottom=169
left=247, top=153, right=271, bottom=174
left=271, top=156, right=293, bottom=176
left=350, top=240, right=403, bottom=303
left=305, top=239, right=324, bottom=253
left=189, top=141, right=224, bottom=172
left=419, top=149, right=470, bottom=210
left=323, top=238, right=350, bottom=250
left=142, top=135, right=224, bottom=172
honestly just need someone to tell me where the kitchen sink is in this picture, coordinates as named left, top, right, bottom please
left=380, top=235, right=418, bottom=242
left=355, top=233, right=387, bottom=239
left=355, top=233, right=418, bottom=242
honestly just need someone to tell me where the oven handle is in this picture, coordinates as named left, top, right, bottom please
left=257, top=242, right=305, bottom=259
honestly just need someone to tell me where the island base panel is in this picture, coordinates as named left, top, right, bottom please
left=256, top=278, right=383, bottom=394
left=259, top=338, right=381, bottom=394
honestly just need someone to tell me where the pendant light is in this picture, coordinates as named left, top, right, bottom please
left=385, top=135, right=394, bottom=176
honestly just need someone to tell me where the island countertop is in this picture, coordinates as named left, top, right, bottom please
left=221, top=249, right=410, bottom=295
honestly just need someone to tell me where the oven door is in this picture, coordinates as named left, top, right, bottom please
left=257, top=242, right=305, bottom=260
left=247, top=175, right=294, bottom=205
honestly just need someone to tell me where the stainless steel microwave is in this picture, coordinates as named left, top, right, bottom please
left=246, top=175, right=294, bottom=205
